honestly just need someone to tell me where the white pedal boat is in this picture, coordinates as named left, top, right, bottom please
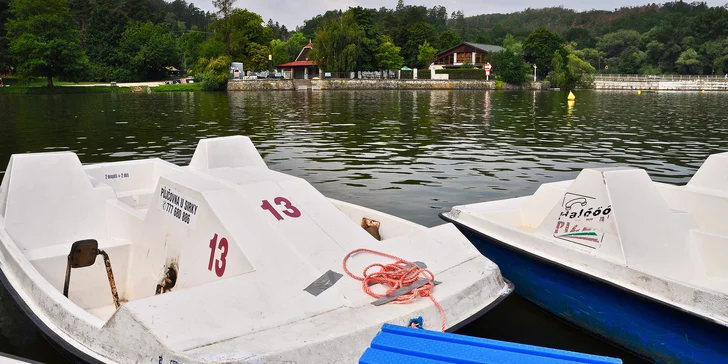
left=0, top=136, right=512, bottom=364
left=441, top=154, right=728, bottom=363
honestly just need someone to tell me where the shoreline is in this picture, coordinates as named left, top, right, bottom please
left=226, top=79, right=544, bottom=91
left=3, top=78, right=728, bottom=93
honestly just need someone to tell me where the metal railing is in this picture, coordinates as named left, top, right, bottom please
left=594, top=74, right=728, bottom=81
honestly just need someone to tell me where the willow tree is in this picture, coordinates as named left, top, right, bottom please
left=7, top=0, right=87, bottom=86
left=309, top=11, right=364, bottom=72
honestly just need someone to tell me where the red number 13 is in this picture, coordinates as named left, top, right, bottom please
left=261, top=197, right=301, bottom=221
left=207, top=233, right=228, bottom=277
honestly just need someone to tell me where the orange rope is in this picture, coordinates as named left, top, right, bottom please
left=342, top=248, right=446, bottom=332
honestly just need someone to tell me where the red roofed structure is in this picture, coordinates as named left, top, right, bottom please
left=277, top=42, right=320, bottom=79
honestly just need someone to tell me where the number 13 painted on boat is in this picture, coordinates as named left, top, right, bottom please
left=261, top=197, right=301, bottom=221
left=208, top=233, right=228, bottom=277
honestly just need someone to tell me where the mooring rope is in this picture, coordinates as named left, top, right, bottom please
left=342, top=248, right=446, bottom=332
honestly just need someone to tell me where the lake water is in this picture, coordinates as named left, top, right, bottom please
left=2, top=89, right=727, bottom=363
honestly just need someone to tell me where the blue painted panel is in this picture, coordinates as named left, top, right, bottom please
left=360, top=323, right=621, bottom=363
left=456, top=226, right=728, bottom=364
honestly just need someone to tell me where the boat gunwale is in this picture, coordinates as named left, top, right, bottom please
left=0, top=259, right=101, bottom=364
left=439, top=212, right=728, bottom=329
left=446, top=278, right=514, bottom=333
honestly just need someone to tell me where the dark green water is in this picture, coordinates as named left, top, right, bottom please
left=2, top=89, right=727, bottom=363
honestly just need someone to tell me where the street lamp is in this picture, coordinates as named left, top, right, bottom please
left=268, top=54, right=272, bottom=73
left=533, top=64, right=537, bottom=82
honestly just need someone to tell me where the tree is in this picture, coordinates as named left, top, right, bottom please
left=199, top=39, right=227, bottom=59
left=308, top=11, right=364, bottom=72
left=118, top=22, right=180, bottom=80
left=490, top=49, right=529, bottom=84
left=523, top=27, right=566, bottom=77
left=376, top=35, right=403, bottom=70
left=67, top=0, right=91, bottom=48
left=436, top=29, right=460, bottom=51
left=547, top=52, right=595, bottom=90
left=211, top=0, right=235, bottom=54
left=574, top=48, right=604, bottom=71
left=0, top=0, right=12, bottom=73
left=270, top=32, right=307, bottom=66
left=195, top=55, right=231, bottom=90
left=417, top=41, right=437, bottom=67
left=403, top=22, right=436, bottom=67
left=215, top=9, right=272, bottom=61
left=676, top=48, right=702, bottom=74
left=502, top=34, right=523, bottom=54
left=596, top=30, right=642, bottom=58
left=618, top=46, right=646, bottom=74
left=245, top=43, right=270, bottom=71
left=85, top=0, right=126, bottom=67
left=180, top=29, right=206, bottom=71
left=212, top=0, right=234, bottom=17
left=6, top=0, right=87, bottom=86
left=351, top=7, right=379, bottom=71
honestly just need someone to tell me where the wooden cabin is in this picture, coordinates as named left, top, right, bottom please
left=431, top=42, right=504, bottom=69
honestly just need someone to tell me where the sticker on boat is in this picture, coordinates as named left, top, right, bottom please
left=553, top=192, right=611, bottom=248
left=158, top=184, right=200, bottom=229
left=104, top=171, right=130, bottom=182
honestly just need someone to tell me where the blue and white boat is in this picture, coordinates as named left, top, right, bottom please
left=441, top=153, right=728, bottom=364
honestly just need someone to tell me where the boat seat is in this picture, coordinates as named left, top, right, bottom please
left=24, top=238, right=131, bottom=314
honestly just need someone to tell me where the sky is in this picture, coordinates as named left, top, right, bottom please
left=195, top=0, right=727, bottom=29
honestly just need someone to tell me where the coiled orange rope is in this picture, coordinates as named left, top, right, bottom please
left=342, top=248, right=446, bottom=332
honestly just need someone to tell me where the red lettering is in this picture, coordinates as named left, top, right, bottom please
left=262, top=197, right=301, bottom=220
left=207, top=233, right=228, bottom=277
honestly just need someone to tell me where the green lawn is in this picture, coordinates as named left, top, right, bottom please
left=2, top=76, right=100, bottom=87
left=0, top=86, right=130, bottom=94
left=151, top=83, right=202, bottom=92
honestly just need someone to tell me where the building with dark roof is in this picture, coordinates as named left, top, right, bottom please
left=277, top=42, right=320, bottom=79
left=431, top=42, right=504, bottom=69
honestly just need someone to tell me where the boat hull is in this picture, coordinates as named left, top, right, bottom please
left=0, top=266, right=102, bottom=364
left=0, top=260, right=513, bottom=364
left=442, top=215, right=728, bottom=364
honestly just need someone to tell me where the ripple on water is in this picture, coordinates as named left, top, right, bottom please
left=1, top=90, right=728, bottom=227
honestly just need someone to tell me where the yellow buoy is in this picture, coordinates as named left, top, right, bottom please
left=701, top=90, right=705, bottom=93
left=567, top=91, right=576, bottom=101
left=567, top=100, right=575, bottom=115
left=637, top=90, right=642, bottom=95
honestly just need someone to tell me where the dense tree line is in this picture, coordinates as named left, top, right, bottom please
left=456, top=1, right=728, bottom=75
left=3, top=0, right=726, bottom=88
left=302, top=0, right=728, bottom=76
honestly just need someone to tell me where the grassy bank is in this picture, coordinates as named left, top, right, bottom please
left=151, top=83, right=202, bottom=92
left=0, top=86, right=132, bottom=94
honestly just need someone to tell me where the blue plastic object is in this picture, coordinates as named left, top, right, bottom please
left=407, top=316, right=423, bottom=329
left=359, top=324, right=622, bottom=364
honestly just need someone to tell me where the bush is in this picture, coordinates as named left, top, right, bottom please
left=490, top=50, right=530, bottom=85
left=194, top=55, right=231, bottom=91
left=199, top=71, right=222, bottom=91
left=88, top=63, right=134, bottom=83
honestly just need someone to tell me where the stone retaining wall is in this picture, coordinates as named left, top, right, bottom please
left=228, top=79, right=545, bottom=91
left=595, top=79, right=728, bottom=91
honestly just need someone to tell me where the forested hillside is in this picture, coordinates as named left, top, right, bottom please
left=1, top=0, right=727, bottom=87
